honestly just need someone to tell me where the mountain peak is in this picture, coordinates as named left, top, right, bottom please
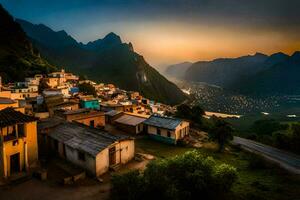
left=103, top=32, right=122, bottom=43
left=291, top=51, right=300, bottom=60
left=254, top=52, right=267, bottom=57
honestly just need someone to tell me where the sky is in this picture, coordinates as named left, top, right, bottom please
left=1, top=0, right=300, bottom=67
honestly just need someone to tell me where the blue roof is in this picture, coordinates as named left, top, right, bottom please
left=143, top=115, right=183, bottom=130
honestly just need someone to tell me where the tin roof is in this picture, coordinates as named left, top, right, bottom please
left=143, top=115, right=183, bottom=130
left=0, top=107, right=37, bottom=127
left=48, top=122, right=132, bottom=157
left=115, top=114, right=146, bottom=126
left=105, top=110, right=123, bottom=117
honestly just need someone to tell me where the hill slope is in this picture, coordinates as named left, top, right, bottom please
left=165, top=62, right=192, bottom=79
left=233, top=52, right=300, bottom=95
left=17, top=19, right=186, bottom=105
left=0, top=5, right=55, bottom=83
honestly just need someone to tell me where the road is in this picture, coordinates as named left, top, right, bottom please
left=232, top=136, right=300, bottom=174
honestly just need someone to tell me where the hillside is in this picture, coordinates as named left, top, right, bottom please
left=184, top=53, right=288, bottom=87
left=233, top=52, right=300, bottom=95
left=0, top=5, right=56, bottom=82
left=17, top=19, right=186, bottom=105
left=165, top=62, right=192, bottom=79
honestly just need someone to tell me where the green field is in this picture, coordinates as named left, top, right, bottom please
left=136, top=138, right=300, bottom=200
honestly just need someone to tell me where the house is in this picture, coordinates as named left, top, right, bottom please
left=48, top=122, right=134, bottom=176
left=0, top=108, right=38, bottom=179
left=80, top=97, right=100, bottom=110
left=0, top=97, right=18, bottom=110
left=105, top=110, right=123, bottom=124
left=143, top=115, right=190, bottom=144
left=55, top=108, right=105, bottom=128
left=44, top=95, right=79, bottom=116
left=114, top=113, right=148, bottom=134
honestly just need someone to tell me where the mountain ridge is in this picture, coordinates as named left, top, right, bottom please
left=0, top=5, right=56, bottom=83
left=17, top=19, right=186, bottom=105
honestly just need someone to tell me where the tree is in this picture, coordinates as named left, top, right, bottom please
left=175, top=104, right=205, bottom=127
left=175, top=104, right=192, bottom=118
left=209, top=116, right=234, bottom=152
left=78, top=82, right=97, bottom=96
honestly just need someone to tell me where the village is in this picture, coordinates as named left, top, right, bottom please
left=0, top=69, right=191, bottom=188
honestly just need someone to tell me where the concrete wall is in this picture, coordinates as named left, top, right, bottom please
left=175, top=121, right=190, bottom=140
left=0, top=102, right=18, bottom=110
left=64, top=146, right=96, bottom=176
left=25, top=122, right=38, bottom=165
left=66, top=114, right=105, bottom=128
left=95, top=139, right=134, bottom=176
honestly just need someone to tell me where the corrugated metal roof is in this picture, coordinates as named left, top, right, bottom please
left=115, top=114, right=146, bottom=126
left=105, top=110, right=123, bottom=117
left=48, top=122, right=132, bottom=156
left=143, top=115, right=183, bottom=130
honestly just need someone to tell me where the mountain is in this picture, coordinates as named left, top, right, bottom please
left=233, top=51, right=300, bottom=95
left=165, top=62, right=192, bottom=79
left=17, top=19, right=186, bottom=105
left=0, top=5, right=55, bottom=83
left=185, top=53, right=273, bottom=87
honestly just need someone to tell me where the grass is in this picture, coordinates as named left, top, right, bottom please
left=135, top=138, right=300, bottom=200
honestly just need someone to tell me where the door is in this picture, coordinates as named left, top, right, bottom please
left=90, top=120, right=95, bottom=128
left=10, top=153, right=20, bottom=174
left=109, top=146, right=116, bottom=166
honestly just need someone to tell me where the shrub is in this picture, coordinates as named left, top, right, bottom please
left=111, top=150, right=237, bottom=200
left=111, top=170, right=145, bottom=200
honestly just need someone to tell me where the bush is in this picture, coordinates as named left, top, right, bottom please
left=248, top=154, right=268, bottom=170
left=111, top=171, right=145, bottom=200
left=111, top=150, right=237, bottom=200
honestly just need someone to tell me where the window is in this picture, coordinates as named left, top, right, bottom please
left=78, top=152, right=85, bottom=161
left=157, top=128, right=161, bottom=135
left=17, top=124, right=25, bottom=137
left=167, top=131, right=171, bottom=138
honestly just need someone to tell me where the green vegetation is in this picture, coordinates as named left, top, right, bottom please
left=251, top=119, right=288, bottom=136
left=135, top=138, right=300, bottom=200
left=78, top=82, right=97, bottom=97
left=0, top=5, right=56, bottom=83
left=175, top=104, right=213, bottom=130
left=175, top=104, right=204, bottom=123
left=111, top=150, right=237, bottom=200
